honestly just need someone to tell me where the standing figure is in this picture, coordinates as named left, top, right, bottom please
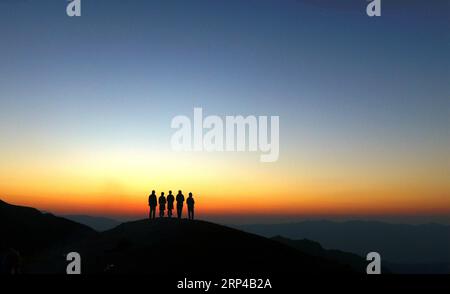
left=148, top=190, right=157, bottom=219
left=167, top=190, right=175, bottom=218
left=176, top=190, right=185, bottom=219
left=187, top=192, right=195, bottom=220
left=159, top=192, right=166, bottom=217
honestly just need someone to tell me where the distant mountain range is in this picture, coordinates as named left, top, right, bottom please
left=237, top=220, right=450, bottom=273
left=62, top=215, right=121, bottom=231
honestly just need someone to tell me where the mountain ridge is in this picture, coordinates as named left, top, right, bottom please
left=0, top=199, right=97, bottom=257
left=238, top=220, right=450, bottom=264
left=62, top=214, right=121, bottom=231
left=1, top=199, right=360, bottom=274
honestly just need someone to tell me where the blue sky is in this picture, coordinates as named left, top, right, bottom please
left=0, top=0, right=449, bottom=222
left=1, top=0, right=448, bottom=142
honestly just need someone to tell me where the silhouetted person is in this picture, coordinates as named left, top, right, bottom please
left=148, top=190, right=157, bottom=219
left=159, top=192, right=166, bottom=217
left=187, top=192, right=195, bottom=220
left=167, top=190, right=175, bottom=218
left=176, top=190, right=184, bottom=219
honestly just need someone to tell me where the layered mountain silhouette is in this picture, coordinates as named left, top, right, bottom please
left=238, top=221, right=450, bottom=263
left=238, top=220, right=450, bottom=273
left=62, top=215, right=121, bottom=232
left=271, top=236, right=390, bottom=273
left=0, top=200, right=362, bottom=274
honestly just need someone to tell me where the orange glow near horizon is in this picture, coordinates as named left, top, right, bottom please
left=2, top=177, right=450, bottom=220
left=1, top=0, right=449, bottom=225
left=1, top=145, right=449, bottom=220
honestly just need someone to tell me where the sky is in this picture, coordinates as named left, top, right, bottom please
left=0, top=0, right=449, bottom=223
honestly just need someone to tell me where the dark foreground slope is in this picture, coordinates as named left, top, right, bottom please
left=25, top=218, right=358, bottom=274
left=1, top=200, right=360, bottom=274
left=0, top=199, right=97, bottom=257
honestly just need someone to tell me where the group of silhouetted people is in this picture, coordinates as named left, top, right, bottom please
left=148, top=190, right=195, bottom=220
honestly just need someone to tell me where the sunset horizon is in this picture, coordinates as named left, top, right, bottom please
left=1, top=0, right=449, bottom=283
left=1, top=1, right=449, bottom=225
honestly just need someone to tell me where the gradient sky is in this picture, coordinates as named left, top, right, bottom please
left=0, top=0, right=449, bottom=223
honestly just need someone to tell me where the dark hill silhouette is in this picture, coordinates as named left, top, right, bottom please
left=27, top=218, right=359, bottom=274
left=1, top=200, right=372, bottom=274
left=0, top=199, right=97, bottom=257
